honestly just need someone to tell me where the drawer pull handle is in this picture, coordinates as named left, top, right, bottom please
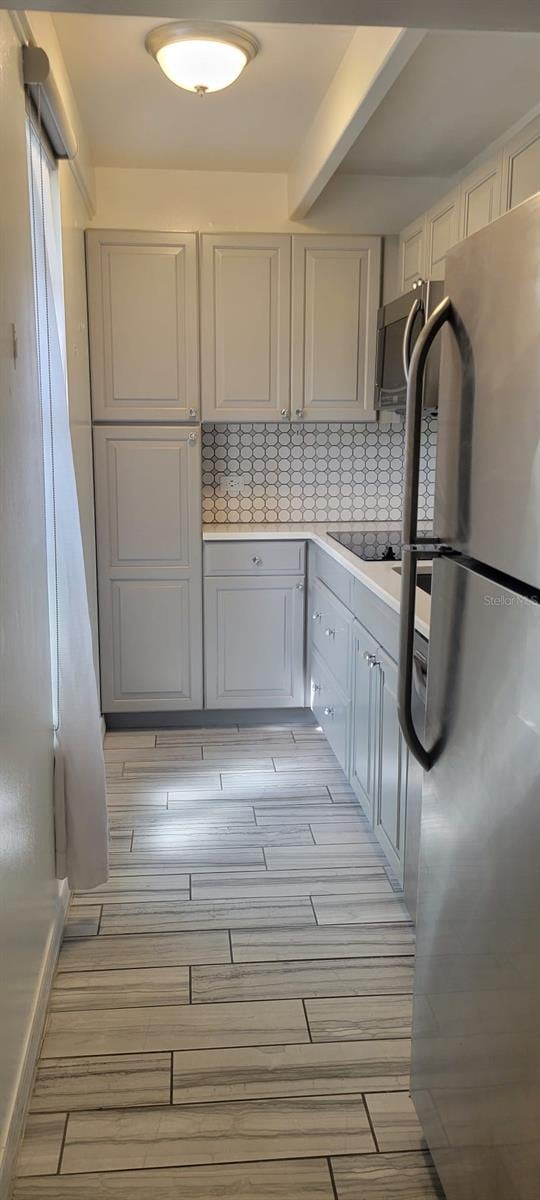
left=324, top=706, right=335, bottom=718
left=251, top=555, right=262, bottom=566
left=324, top=627, right=335, bottom=638
left=363, top=651, right=376, bottom=664
left=312, top=611, right=321, bottom=621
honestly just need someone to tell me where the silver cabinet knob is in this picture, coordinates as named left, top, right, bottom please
left=369, top=658, right=379, bottom=670
left=251, top=555, right=262, bottom=566
left=295, top=408, right=303, bottom=418
left=363, top=650, right=376, bottom=663
left=324, top=706, right=334, bottom=718
left=312, top=611, right=321, bottom=621
left=324, top=627, right=335, bottom=638
left=189, top=408, right=198, bottom=419
left=296, top=582, right=304, bottom=591
left=313, top=682, right=321, bottom=693
left=280, top=408, right=287, bottom=417
left=188, top=432, right=197, bottom=444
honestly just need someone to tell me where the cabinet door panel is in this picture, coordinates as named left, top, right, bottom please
left=375, top=648, right=407, bottom=883
left=459, top=156, right=502, bottom=239
left=94, top=426, right=202, bottom=711
left=310, top=649, right=350, bottom=776
left=502, top=114, right=540, bottom=211
left=292, top=236, right=381, bottom=421
left=112, top=580, right=193, bottom=700
left=201, top=234, right=291, bottom=421
left=350, top=626, right=380, bottom=825
left=425, top=190, right=459, bottom=281
left=399, top=217, right=426, bottom=293
left=86, top=230, right=199, bottom=422
left=205, top=575, right=305, bottom=708
left=105, top=439, right=191, bottom=570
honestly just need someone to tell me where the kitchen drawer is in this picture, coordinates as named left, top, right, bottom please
left=310, top=579, right=353, bottom=694
left=352, top=576, right=400, bottom=662
left=204, top=540, right=305, bottom=576
left=310, top=648, right=351, bottom=776
left=311, top=545, right=354, bottom=610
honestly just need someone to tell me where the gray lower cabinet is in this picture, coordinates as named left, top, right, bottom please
left=350, top=616, right=419, bottom=887
left=309, top=648, right=351, bottom=774
left=309, top=543, right=426, bottom=894
left=204, top=574, right=306, bottom=708
left=375, top=645, right=408, bottom=882
left=350, top=622, right=380, bottom=826
left=93, top=425, right=203, bottom=712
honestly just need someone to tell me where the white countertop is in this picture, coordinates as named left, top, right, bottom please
left=202, top=521, right=431, bottom=639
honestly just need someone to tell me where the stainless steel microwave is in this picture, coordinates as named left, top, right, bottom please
left=374, top=279, right=443, bottom=413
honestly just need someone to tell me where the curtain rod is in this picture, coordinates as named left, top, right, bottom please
left=22, top=44, right=78, bottom=160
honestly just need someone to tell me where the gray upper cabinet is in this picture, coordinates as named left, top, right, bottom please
left=502, top=113, right=540, bottom=212
left=458, top=155, right=502, bottom=239
left=291, top=235, right=381, bottom=422
left=93, top=425, right=203, bottom=711
left=86, top=230, right=199, bottom=423
left=204, top=573, right=305, bottom=708
left=200, top=233, right=291, bottom=422
left=398, top=216, right=426, bottom=293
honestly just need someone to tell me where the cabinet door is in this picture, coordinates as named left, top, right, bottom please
left=86, top=230, right=199, bottom=422
left=204, top=575, right=305, bottom=708
left=502, top=113, right=540, bottom=212
left=93, top=426, right=202, bottom=711
left=201, top=234, right=291, bottom=421
left=291, top=235, right=381, bottom=421
left=459, top=155, right=502, bottom=239
left=350, top=624, right=380, bottom=826
left=399, top=216, right=426, bottom=293
left=425, top=189, right=459, bottom=281
left=375, top=646, right=407, bottom=883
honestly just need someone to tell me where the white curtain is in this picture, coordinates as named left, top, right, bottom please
left=28, top=118, right=108, bottom=890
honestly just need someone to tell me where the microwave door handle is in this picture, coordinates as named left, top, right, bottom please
left=398, top=296, right=452, bottom=771
left=402, top=297, right=423, bottom=382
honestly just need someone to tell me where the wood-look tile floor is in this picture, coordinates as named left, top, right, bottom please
left=13, top=721, right=445, bottom=1199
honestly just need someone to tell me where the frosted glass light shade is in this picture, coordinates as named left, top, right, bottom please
left=146, top=22, right=259, bottom=95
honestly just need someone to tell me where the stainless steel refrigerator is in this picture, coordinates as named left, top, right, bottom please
left=398, top=192, right=540, bottom=1199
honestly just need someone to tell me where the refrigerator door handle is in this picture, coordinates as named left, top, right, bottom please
left=398, top=296, right=452, bottom=771
left=402, top=296, right=424, bottom=382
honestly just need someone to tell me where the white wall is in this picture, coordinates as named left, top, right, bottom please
left=0, top=13, right=67, bottom=1193
left=59, top=163, right=100, bottom=684
left=91, top=165, right=446, bottom=235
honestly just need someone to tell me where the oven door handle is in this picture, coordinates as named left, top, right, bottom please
left=402, top=297, right=424, bottom=382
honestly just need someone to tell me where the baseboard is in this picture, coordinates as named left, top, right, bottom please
left=105, top=707, right=316, bottom=731
left=0, top=879, right=69, bottom=1200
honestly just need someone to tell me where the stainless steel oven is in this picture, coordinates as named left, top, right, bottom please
left=374, top=279, right=443, bottom=412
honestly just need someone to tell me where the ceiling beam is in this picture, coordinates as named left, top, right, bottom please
left=7, top=2, right=540, bottom=30
left=287, top=27, right=425, bottom=220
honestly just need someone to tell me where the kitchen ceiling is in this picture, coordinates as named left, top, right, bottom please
left=340, top=30, right=540, bottom=176
left=52, top=15, right=355, bottom=171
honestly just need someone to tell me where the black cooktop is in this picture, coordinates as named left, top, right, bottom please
left=327, top=529, right=402, bottom=562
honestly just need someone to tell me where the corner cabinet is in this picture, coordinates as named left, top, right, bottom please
left=86, top=230, right=199, bottom=422
left=291, top=235, right=381, bottom=421
left=204, top=541, right=306, bottom=708
left=93, top=425, right=203, bottom=712
left=200, top=233, right=291, bottom=422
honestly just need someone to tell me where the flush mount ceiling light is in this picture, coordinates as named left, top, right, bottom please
left=145, top=21, right=259, bottom=95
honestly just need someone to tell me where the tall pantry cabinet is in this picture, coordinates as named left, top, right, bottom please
left=87, top=230, right=202, bottom=712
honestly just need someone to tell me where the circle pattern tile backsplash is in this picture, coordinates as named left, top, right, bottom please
left=201, top=416, right=437, bottom=524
